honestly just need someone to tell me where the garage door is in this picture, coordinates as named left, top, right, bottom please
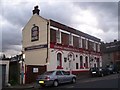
left=0, top=64, right=6, bottom=89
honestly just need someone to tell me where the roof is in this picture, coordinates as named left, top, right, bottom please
left=101, top=40, right=120, bottom=53
left=50, top=19, right=101, bottom=42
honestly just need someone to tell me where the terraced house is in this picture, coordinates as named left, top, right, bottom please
left=22, top=6, right=102, bottom=83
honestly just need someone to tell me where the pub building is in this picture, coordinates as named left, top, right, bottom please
left=22, top=6, right=102, bottom=84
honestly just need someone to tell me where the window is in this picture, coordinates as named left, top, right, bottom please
left=94, top=42, right=96, bottom=51
left=56, top=29, right=61, bottom=43
left=76, top=63, right=79, bottom=69
left=85, top=56, right=88, bottom=68
left=56, top=71, right=62, bottom=75
left=82, top=38, right=86, bottom=49
left=69, top=33, right=73, bottom=45
left=97, top=58, right=100, bottom=67
left=44, top=71, right=54, bottom=75
left=88, top=41, right=94, bottom=51
left=50, top=29, right=56, bottom=43
left=73, top=36, right=79, bottom=48
left=80, top=56, right=83, bottom=69
left=64, top=57, right=67, bottom=62
left=57, top=53, right=62, bottom=67
left=86, top=39, right=88, bottom=49
left=31, top=25, right=39, bottom=42
left=61, top=32, right=69, bottom=45
left=76, top=55, right=78, bottom=57
left=98, top=44, right=100, bottom=52
left=79, top=37, right=81, bottom=48
left=62, top=71, right=70, bottom=75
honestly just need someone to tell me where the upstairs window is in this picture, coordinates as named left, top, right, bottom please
left=73, top=36, right=79, bottom=48
left=79, top=37, right=82, bottom=48
left=50, top=29, right=56, bottom=43
left=69, top=33, right=73, bottom=45
left=94, top=42, right=96, bottom=51
left=88, top=41, right=94, bottom=51
left=61, top=32, right=69, bottom=45
left=31, top=25, right=39, bottom=42
left=86, top=39, right=88, bottom=49
left=82, top=38, right=86, bottom=49
left=56, top=29, right=61, bottom=43
left=98, top=44, right=100, bottom=52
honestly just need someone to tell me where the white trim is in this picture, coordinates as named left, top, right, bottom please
left=50, top=26, right=58, bottom=30
left=81, top=36, right=85, bottom=39
left=86, top=39, right=88, bottom=49
left=72, top=33, right=80, bottom=37
left=56, top=29, right=61, bottom=43
left=88, top=39, right=94, bottom=42
left=69, top=33, right=73, bottom=46
left=60, top=29, right=70, bottom=34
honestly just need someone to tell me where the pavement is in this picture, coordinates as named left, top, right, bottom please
left=2, top=74, right=90, bottom=89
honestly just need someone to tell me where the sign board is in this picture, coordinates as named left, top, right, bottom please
left=24, top=44, right=48, bottom=51
left=33, top=68, right=38, bottom=73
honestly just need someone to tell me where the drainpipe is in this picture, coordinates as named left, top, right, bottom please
left=46, top=21, right=49, bottom=63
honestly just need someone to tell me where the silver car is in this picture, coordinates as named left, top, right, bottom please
left=36, top=70, right=76, bottom=87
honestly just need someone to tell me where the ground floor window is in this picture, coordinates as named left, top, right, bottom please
left=80, top=56, right=83, bottom=69
left=85, top=56, right=88, bottom=68
left=97, top=58, right=100, bottom=67
left=76, top=63, right=79, bottom=69
left=57, top=53, right=62, bottom=69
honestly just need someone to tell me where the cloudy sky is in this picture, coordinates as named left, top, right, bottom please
left=0, top=0, right=119, bottom=57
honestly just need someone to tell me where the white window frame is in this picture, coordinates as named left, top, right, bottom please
left=56, top=29, right=61, bottom=43
left=94, top=42, right=96, bottom=51
left=81, top=37, right=85, bottom=48
left=86, top=39, right=88, bottom=49
left=79, top=37, right=82, bottom=48
left=69, top=33, right=73, bottom=45
left=98, top=43, right=100, bottom=52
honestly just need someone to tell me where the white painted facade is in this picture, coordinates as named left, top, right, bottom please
left=47, top=48, right=102, bottom=72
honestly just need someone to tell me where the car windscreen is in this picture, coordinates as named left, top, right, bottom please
left=43, top=71, right=54, bottom=75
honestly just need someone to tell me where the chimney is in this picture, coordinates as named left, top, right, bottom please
left=114, top=39, right=117, bottom=42
left=32, top=6, right=40, bottom=15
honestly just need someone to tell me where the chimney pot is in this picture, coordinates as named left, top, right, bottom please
left=114, top=39, right=117, bottom=42
left=32, top=5, right=40, bottom=15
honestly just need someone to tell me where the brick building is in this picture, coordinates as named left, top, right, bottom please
left=101, top=40, right=120, bottom=67
left=22, top=6, right=102, bottom=83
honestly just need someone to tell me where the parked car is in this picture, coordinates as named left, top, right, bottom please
left=36, top=70, right=76, bottom=87
left=105, top=64, right=119, bottom=74
left=89, top=67, right=106, bottom=77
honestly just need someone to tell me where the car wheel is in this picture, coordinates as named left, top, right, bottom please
left=53, top=80, right=58, bottom=87
left=72, top=78, right=76, bottom=83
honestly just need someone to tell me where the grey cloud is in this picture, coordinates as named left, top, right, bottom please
left=40, top=2, right=73, bottom=26
left=1, top=3, right=32, bottom=27
left=1, top=2, right=33, bottom=53
left=2, top=22, right=22, bottom=52
left=1, top=1, right=118, bottom=56
left=73, top=2, right=118, bottom=32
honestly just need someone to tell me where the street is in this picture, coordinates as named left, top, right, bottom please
left=2, top=73, right=120, bottom=90
left=56, top=74, right=120, bottom=88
